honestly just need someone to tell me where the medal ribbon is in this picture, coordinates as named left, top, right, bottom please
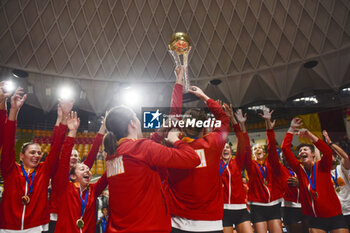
left=331, top=169, right=339, bottom=187
left=288, top=168, right=295, bottom=176
left=21, top=164, right=36, bottom=195
left=219, top=160, right=229, bottom=175
left=80, top=187, right=89, bottom=217
left=305, top=163, right=317, bottom=191
left=257, top=163, right=267, bottom=180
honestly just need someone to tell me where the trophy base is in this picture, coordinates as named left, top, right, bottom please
left=183, top=92, right=199, bottom=103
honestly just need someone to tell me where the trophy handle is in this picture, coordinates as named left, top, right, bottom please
left=169, top=50, right=182, bottom=67
left=182, top=50, right=190, bottom=92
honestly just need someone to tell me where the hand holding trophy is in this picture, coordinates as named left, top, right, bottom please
left=169, top=32, right=191, bottom=92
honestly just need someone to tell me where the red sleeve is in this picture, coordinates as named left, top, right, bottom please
left=0, top=110, right=7, bottom=150
left=314, top=138, right=333, bottom=172
left=169, top=83, right=183, bottom=117
left=281, top=132, right=300, bottom=172
left=55, top=137, right=75, bottom=194
left=44, top=124, right=67, bottom=178
left=243, top=132, right=254, bottom=175
left=83, top=133, right=104, bottom=169
left=266, top=129, right=281, bottom=173
left=144, top=140, right=200, bottom=169
left=94, top=171, right=108, bottom=197
left=0, top=120, right=16, bottom=178
left=234, top=123, right=245, bottom=167
left=208, top=99, right=230, bottom=134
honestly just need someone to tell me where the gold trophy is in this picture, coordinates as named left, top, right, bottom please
left=169, top=32, right=191, bottom=92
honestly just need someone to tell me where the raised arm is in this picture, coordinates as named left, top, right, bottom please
left=298, top=128, right=333, bottom=172
left=169, top=66, right=184, bottom=117
left=94, top=171, right=108, bottom=197
left=223, top=103, right=245, bottom=166
left=281, top=118, right=303, bottom=171
left=44, top=100, right=73, bottom=177
left=259, top=108, right=280, bottom=171
left=55, top=112, right=79, bottom=193
left=323, top=130, right=350, bottom=170
left=0, top=81, right=11, bottom=150
left=84, top=117, right=105, bottom=168
left=1, top=88, right=26, bottom=177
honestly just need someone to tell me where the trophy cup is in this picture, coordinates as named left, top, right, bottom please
left=169, top=32, right=191, bottom=93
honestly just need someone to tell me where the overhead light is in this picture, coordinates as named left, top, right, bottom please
left=210, top=79, right=222, bottom=85
left=12, top=69, right=28, bottom=78
left=3, top=80, right=16, bottom=93
left=57, top=86, right=74, bottom=100
left=303, top=60, right=318, bottom=69
left=248, top=105, right=266, bottom=111
left=293, top=96, right=318, bottom=104
left=342, top=87, right=350, bottom=93
left=121, top=87, right=140, bottom=107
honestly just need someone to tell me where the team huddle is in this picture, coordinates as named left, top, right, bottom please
left=0, top=66, right=349, bottom=233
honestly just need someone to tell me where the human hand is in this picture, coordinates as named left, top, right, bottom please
left=188, top=86, right=209, bottom=102
left=10, top=87, right=26, bottom=110
left=235, top=109, right=247, bottom=124
left=67, top=111, right=80, bottom=133
left=164, top=128, right=181, bottom=145
left=287, top=176, right=299, bottom=187
left=174, top=66, right=184, bottom=85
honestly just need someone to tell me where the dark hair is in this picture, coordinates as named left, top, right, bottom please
left=21, top=142, right=39, bottom=154
left=182, top=108, right=207, bottom=138
left=296, top=143, right=315, bottom=153
left=69, top=165, right=77, bottom=179
left=104, top=106, right=134, bottom=155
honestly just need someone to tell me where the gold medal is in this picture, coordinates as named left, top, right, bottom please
left=21, top=195, right=30, bottom=205
left=314, top=191, right=318, bottom=199
left=336, top=187, right=341, bottom=193
left=76, top=218, right=84, bottom=229
left=264, top=179, right=268, bottom=185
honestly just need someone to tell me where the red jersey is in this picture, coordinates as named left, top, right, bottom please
left=49, top=133, right=104, bottom=215
left=0, top=120, right=67, bottom=230
left=222, top=124, right=247, bottom=208
left=245, top=129, right=284, bottom=204
left=166, top=99, right=230, bottom=220
left=0, top=109, right=6, bottom=150
left=105, top=138, right=200, bottom=233
left=281, top=132, right=342, bottom=217
left=281, top=165, right=301, bottom=205
left=55, top=137, right=108, bottom=233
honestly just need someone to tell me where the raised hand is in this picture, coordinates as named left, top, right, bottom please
left=0, top=81, right=11, bottom=104
left=164, top=128, right=181, bottom=145
left=296, top=128, right=310, bottom=138
left=98, top=112, right=107, bottom=134
left=234, top=109, right=247, bottom=124
left=174, top=66, right=184, bottom=85
left=67, top=111, right=80, bottom=134
left=322, top=130, right=332, bottom=144
left=156, top=117, right=179, bottom=138
left=289, top=117, right=303, bottom=133
left=259, top=108, right=273, bottom=121
left=259, top=108, right=276, bottom=129
left=188, top=86, right=209, bottom=102
left=222, top=103, right=237, bottom=125
left=10, top=87, right=26, bottom=110
left=58, top=99, right=74, bottom=116
left=216, top=99, right=223, bottom=107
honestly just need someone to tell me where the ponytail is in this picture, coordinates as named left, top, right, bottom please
left=103, top=106, right=134, bottom=155
left=104, top=131, right=118, bottom=155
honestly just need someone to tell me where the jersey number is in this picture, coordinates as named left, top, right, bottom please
left=106, top=156, right=125, bottom=177
left=195, top=149, right=207, bottom=168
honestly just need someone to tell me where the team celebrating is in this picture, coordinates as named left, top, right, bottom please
left=0, top=66, right=349, bottom=233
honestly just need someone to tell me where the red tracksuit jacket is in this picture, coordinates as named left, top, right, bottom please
left=55, top=136, right=108, bottom=233
left=0, top=120, right=67, bottom=230
left=105, top=138, right=200, bottom=233
left=280, top=165, right=300, bottom=204
left=166, top=99, right=230, bottom=220
left=281, top=132, right=342, bottom=217
left=49, top=133, right=104, bottom=215
left=245, top=129, right=284, bottom=204
left=222, top=124, right=247, bottom=207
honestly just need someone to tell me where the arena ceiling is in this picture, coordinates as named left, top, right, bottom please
left=0, top=0, right=350, bottom=114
